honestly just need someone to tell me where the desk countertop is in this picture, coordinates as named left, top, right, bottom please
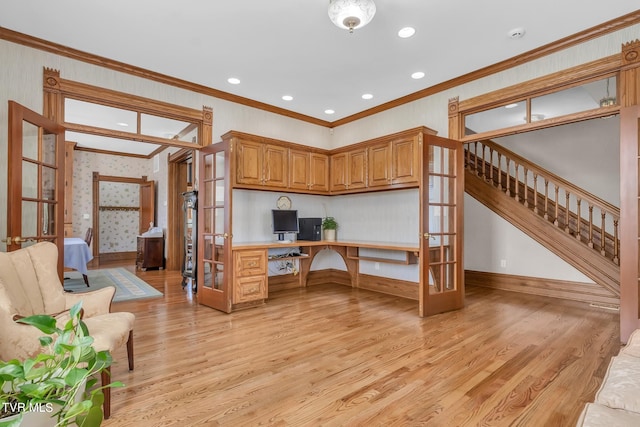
left=232, top=240, right=420, bottom=251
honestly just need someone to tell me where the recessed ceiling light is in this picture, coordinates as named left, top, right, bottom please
left=508, top=27, right=525, bottom=39
left=282, top=95, right=293, bottom=101
left=324, top=109, right=335, bottom=115
left=116, top=122, right=129, bottom=127
left=505, top=103, right=519, bottom=109
left=362, top=93, right=373, bottom=100
left=398, top=27, right=416, bottom=38
left=411, top=71, right=425, bottom=79
left=227, top=77, right=240, bottom=85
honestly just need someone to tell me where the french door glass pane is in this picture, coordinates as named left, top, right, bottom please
left=202, top=260, right=213, bottom=288
left=204, top=209, right=213, bottom=234
left=42, top=166, right=56, bottom=200
left=204, top=181, right=213, bottom=206
left=215, top=180, right=225, bottom=204
left=214, top=209, right=224, bottom=234
left=22, top=161, right=38, bottom=198
left=21, top=201, right=37, bottom=237
left=22, top=122, right=38, bottom=161
left=42, top=132, right=57, bottom=165
left=215, top=152, right=225, bottom=178
left=42, top=202, right=55, bottom=236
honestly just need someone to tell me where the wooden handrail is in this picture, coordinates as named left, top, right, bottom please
left=464, top=139, right=620, bottom=264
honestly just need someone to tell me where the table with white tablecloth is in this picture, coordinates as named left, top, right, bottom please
left=63, top=237, right=93, bottom=285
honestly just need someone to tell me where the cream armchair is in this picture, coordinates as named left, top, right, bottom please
left=0, top=241, right=135, bottom=419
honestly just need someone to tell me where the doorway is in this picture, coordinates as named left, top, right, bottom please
left=167, top=149, right=196, bottom=271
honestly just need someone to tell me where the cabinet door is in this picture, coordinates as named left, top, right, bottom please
left=309, top=153, right=329, bottom=192
left=348, top=149, right=368, bottom=190
left=391, top=135, right=420, bottom=184
left=236, top=139, right=263, bottom=185
left=330, top=152, right=348, bottom=192
left=264, top=144, right=288, bottom=188
left=289, top=149, right=310, bottom=190
left=368, top=142, right=391, bottom=187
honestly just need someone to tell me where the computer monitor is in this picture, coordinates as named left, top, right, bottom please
left=272, top=210, right=299, bottom=241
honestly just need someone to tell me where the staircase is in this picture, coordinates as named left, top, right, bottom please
left=463, top=140, right=620, bottom=298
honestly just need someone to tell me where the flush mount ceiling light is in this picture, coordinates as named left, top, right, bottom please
left=328, top=0, right=376, bottom=33
left=398, top=27, right=416, bottom=38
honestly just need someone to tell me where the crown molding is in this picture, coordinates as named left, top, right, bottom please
left=1, top=9, right=639, bottom=129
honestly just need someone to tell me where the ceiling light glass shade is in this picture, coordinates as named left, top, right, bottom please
left=328, top=0, right=376, bottom=33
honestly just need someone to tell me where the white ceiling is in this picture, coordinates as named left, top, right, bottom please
left=1, top=1, right=637, bottom=123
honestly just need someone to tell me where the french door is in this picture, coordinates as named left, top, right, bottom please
left=197, top=140, right=232, bottom=312
left=5, top=101, right=65, bottom=272
left=420, top=134, right=464, bottom=316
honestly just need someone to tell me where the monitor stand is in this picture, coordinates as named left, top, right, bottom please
left=276, top=233, right=293, bottom=244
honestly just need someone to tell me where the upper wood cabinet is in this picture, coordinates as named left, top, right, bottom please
left=290, top=149, right=329, bottom=192
left=263, top=144, right=288, bottom=188
left=234, top=137, right=288, bottom=189
left=235, top=138, right=263, bottom=186
left=369, top=133, right=423, bottom=188
left=225, top=126, right=435, bottom=195
left=225, top=131, right=329, bottom=193
left=330, top=148, right=367, bottom=193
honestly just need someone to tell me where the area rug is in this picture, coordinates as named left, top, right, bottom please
left=63, top=268, right=163, bottom=302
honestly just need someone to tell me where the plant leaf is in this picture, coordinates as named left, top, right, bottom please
left=75, top=405, right=103, bottom=427
left=0, top=412, right=23, bottom=427
left=15, top=314, right=57, bottom=334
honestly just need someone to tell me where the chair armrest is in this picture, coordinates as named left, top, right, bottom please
left=64, top=286, right=116, bottom=317
left=0, top=315, right=50, bottom=361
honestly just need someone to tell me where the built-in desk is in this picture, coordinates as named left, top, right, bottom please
left=231, top=240, right=422, bottom=309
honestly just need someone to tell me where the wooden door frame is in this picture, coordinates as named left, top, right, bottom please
left=167, top=149, right=196, bottom=271
left=91, top=172, right=151, bottom=265
left=449, top=40, right=640, bottom=342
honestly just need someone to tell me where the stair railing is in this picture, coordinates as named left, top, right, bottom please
left=464, top=139, right=620, bottom=265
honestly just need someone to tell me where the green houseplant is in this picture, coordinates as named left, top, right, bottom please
left=0, top=301, right=120, bottom=427
left=322, top=217, right=338, bottom=241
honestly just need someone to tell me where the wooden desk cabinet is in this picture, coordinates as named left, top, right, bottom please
left=233, top=249, right=268, bottom=303
left=136, top=236, right=164, bottom=271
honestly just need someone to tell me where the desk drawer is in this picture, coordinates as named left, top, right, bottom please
left=234, top=275, right=267, bottom=303
left=234, top=250, right=267, bottom=277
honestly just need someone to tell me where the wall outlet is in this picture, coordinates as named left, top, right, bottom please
left=500, top=259, right=507, bottom=268
left=83, top=213, right=90, bottom=220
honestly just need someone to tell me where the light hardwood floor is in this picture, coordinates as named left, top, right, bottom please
left=101, top=264, right=620, bottom=426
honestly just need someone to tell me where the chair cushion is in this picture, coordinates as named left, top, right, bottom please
left=595, top=354, right=640, bottom=413
left=620, top=328, right=640, bottom=358
left=576, top=403, right=640, bottom=427
left=85, top=312, right=135, bottom=353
